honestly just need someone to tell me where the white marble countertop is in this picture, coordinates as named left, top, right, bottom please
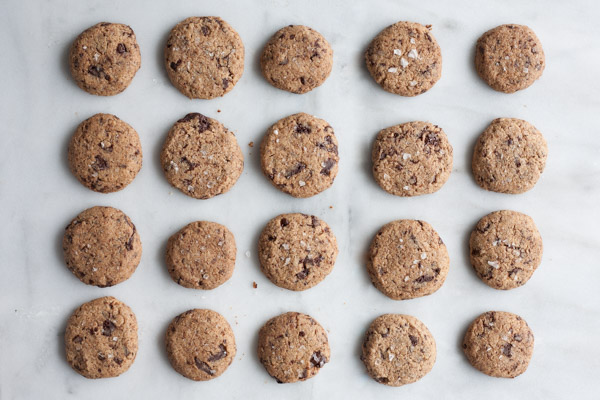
left=1, top=0, right=599, bottom=399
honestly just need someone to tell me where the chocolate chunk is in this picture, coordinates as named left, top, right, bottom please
left=97, top=353, right=106, bottom=361
left=296, top=266, right=309, bottom=280
left=114, top=357, right=123, bottom=365
left=126, top=226, right=136, bottom=251
left=222, top=78, right=229, bottom=89
left=284, top=162, right=306, bottom=178
left=102, top=320, right=116, bottom=336
left=502, top=343, right=513, bottom=357
left=310, top=215, right=319, bottom=228
left=88, top=65, right=103, bottom=77
left=207, top=344, right=227, bottom=362
left=280, top=218, right=289, bottom=228
left=415, top=275, right=434, bottom=283
left=309, top=351, right=327, bottom=368
left=424, top=132, right=440, bottom=147
left=170, top=59, right=182, bottom=71
left=294, top=124, right=311, bottom=134
left=116, top=43, right=127, bottom=54
left=513, top=334, right=523, bottom=342
left=376, top=377, right=389, bottom=384
left=72, top=335, right=83, bottom=343
left=194, top=358, right=215, bottom=375
left=201, top=26, right=210, bottom=36
left=409, top=334, right=418, bottom=346
left=320, top=158, right=336, bottom=176
left=177, top=113, right=211, bottom=133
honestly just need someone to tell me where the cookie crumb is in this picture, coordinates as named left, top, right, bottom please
left=248, top=141, right=254, bottom=147
left=252, top=281, right=258, bottom=289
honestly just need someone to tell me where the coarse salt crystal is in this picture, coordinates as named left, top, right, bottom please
left=420, top=252, right=427, bottom=260
left=403, top=185, right=410, bottom=190
left=402, top=153, right=411, bottom=160
left=400, top=58, right=409, bottom=68
left=410, top=38, right=416, bottom=44
left=487, top=260, right=499, bottom=269
left=298, top=180, right=306, bottom=187
left=409, top=80, right=417, bottom=86
left=393, top=49, right=402, bottom=56
left=408, top=49, right=419, bottom=59
left=388, top=67, right=398, bottom=73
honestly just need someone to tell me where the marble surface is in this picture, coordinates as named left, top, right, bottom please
left=1, top=0, right=599, bottom=398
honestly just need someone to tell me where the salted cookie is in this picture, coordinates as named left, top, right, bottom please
left=368, top=220, right=449, bottom=300
left=475, top=24, right=545, bottom=93
left=63, top=206, right=142, bottom=287
left=472, top=118, right=548, bottom=194
left=165, top=17, right=244, bottom=99
left=260, top=113, right=339, bottom=198
left=161, top=113, right=244, bottom=199
left=69, top=23, right=141, bottom=96
left=365, top=21, right=442, bottom=96
left=261, top=25, right=333, bottom=94
left=361, top=314, right=436, bottom=386
left=258, top=312, right=330, bottom=383
left=463, top=311, right=534, bottom=378
left=372, top=121, right=453, bottom=196
left=65, top=296, right=138, bottom=379
left=165, top=309, right=236, bottom=381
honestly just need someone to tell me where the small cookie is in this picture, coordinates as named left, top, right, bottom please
left=165, top=17, right=244, bottom=99
left=260, top=113, right=339, bottom=198
left=165, top=309, right=236, bottom=381
left=462, top=311, right=534, bottom=378
left=261, top=25, right=333, bottom=94
left=161, top=113, right=244, bottom=199
left=472, top=118, right=548, bottom=194
left=365, top=21, right=442, bottom=96
left=361, top=314, right=436, bottom=386
left=65, top=296, right=138, bottom=379
left=475, top=24, right=545, bottom=93
left=258, top=312, right=330, bottom=383
left=367, top=220, right=449, bottom=300
left=69, top=22, right=141, bottom=96
left=258, top=213, right=338, bottom=291
left=63, top=206, right=142, bottom=287
left=68, top=113, right=142, bottom=193
left=372, top=121, right=453, bottom=196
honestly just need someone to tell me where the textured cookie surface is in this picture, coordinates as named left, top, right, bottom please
left=258, top=312, right=330, bottom=383
left=472, top=118, right=547, bottom=194
left=372, top=121, right=453, bottom=196
left=260, top=113, right=338, bottom=197
left=63, top=206, right=141, bottom=287
left=463, top=311, right=534, bottom=378
left=165, top=17, right=244, bottom=99
left=65, top=296, right=138, bottom=379
left=361, top=314, right=436, bottom=386
left=69, top=22, right=141, bottom=96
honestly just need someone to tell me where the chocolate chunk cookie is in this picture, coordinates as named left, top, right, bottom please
left=462, top=311, right=534, bottom=378
left=258, top=312, right=330, bottom=383
left=65, top=296, right=138, bottom=379
left=472, top=118, right=548, bottom=194
left=361, top=314, right=436, bottom=386
left=260, top=113, right=339, bottom=198
left=165, top=17, right=244, bottom=99
left=475, top=24, right=545, bottom=93
left=63, top=206, right=141, bottom=287
left=372, top=121, right=453, bottom=196
left=365, top=21, right=442, bottom=96
left=69, top=22, right=141, bottom=96
left=165, top=309, right=236, bottom=381
left=161, top=113, right=244, bottom=199
left=261, top=25, right=333, bottom=94
left=367, top=220, right=449, bottom=300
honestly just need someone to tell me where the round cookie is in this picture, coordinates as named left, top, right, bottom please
left=361, top=314, right=436, bottom=386
left=462, top=311, right=534, bottom=378
left=258, top=213, right=338, bottom=291
left=161, top=113, right=244, bottom=199
left=165, top=17, right=244, bottom=99
left=260, top=25, right=333, bottom=94
left=472, top=118, right=548, bottom=194
left=372, top=121, right=453, bottom=197
left=166, top=221, right=236, bottom=289
left=63, top=206, right=142, bottom=287
left=365, top=21, right=442, bottom=96
left=475, top=24, right=545, bottom=93
left=69, top=22, right=141, bottom=96
left=260, top=113, right=339, bottom=198
left=68, top=113, right=142, bottom=193
left=165, top=309, right=236, bottom=381
left=257, top=312, right=330, bottom=383
left=65, top=296, right=138, bottom=379
left=367, top=220, right=449, bottom=300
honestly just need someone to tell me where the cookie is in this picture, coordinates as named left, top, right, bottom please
left=260, top=113, right=339, bottom=198
left=365, top=21, right=442, bottom=96
left=372, top=121, right=453, bottom=196
left=462, top=311, right=534, bottom=378
left=69, top=23, right=141, bottom=96
left=161, top=113, right=244, bottom=199
left=361, top=314, right=436, bottom=386
left=260, top=25, right=333, bottom=94
left=258, top=213, right=337, bottom=291
left=165, top=309, right=236, bottom=381
left=165, top=17, right=244, bottom=99
left=258, top=312, right=330, bottom=383
left=472, top=118, right=548, bottom=194
left=68, top=113, right=142, bottom=193
left=367, top=220, right=449, bottom=300
left=65, top=296, right=138, bottom=379
left=166, top=221, right=236, bottom=289
left=475, top=24, right=545, bottom=93
left=63, top=206, right=142, bottom=287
